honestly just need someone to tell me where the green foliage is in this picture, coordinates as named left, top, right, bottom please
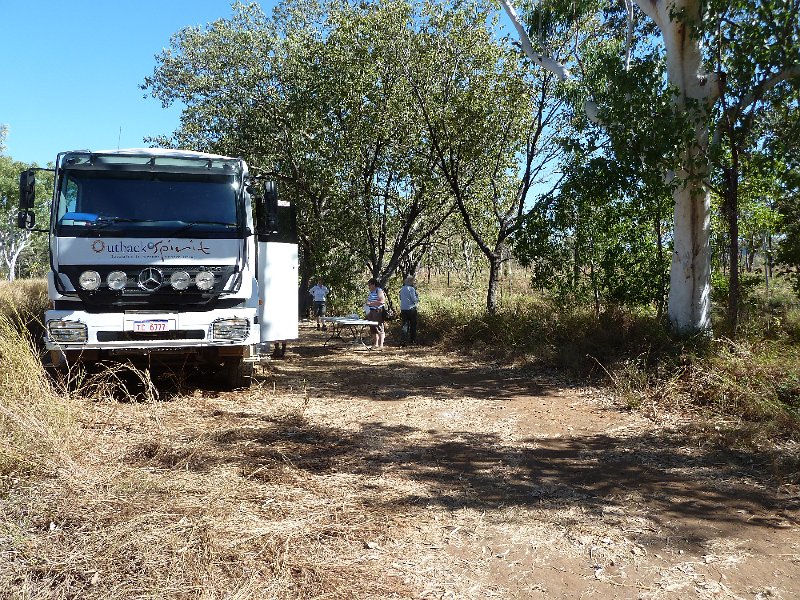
left=144, top=0, right=495, bottom=298
left=142, top=0, right=569, bottom=311
left=511, top=5, right=680, bottom=313
left=515, top=157, right=672, bottom=310
left=0, top=155, right=52, bottom=280
left=422, top=273, right=799, bottom=438
left=711, top=271, right=763, bottom=307
left=405, top=0, right=568, bottom=311
left=774, top=106, right=800, bottom=285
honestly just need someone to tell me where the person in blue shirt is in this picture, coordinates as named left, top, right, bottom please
left=399, top=275, right=419, bottom=345
left=309, top=278, right=330, bottom=330
left=365, top=278, right=386, bottom=350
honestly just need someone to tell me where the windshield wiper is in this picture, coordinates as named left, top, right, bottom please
left=86, top=216, right=164, bottom=230
left=167, top=221, right=237, bottom=236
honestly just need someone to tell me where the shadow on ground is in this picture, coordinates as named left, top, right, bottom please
left=127, top=405, right=799, bottom=549
left=114, top=329, right=799, bottom=554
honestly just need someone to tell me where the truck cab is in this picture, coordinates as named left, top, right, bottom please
left=18, top=148, right=298, bottom=389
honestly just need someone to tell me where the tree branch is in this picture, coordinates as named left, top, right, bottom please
left=498, top=0, right=570, bottom=81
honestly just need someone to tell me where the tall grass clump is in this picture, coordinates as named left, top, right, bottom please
left=422, top=289, right=675, bottom=374
left=421, top=279, right=799, bottom=443
left=422, top=292, right=557, bottom=361
left=0, top=278, right=49, bottom=344
left=0, top=280, right=71, bottom=488
left=681, top=340, right=800, bottom=427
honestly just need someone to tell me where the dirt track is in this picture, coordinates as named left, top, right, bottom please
left=58, top=323, right=800, bottom=599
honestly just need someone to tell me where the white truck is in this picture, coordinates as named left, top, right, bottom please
left=17, top=148, right=298, bottom=389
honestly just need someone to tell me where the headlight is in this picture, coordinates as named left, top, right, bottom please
left=212, top=318, right=249, bottom=341
left=170, top=271, right=191, bottom=291
left=195, top=271, right=215, bottom=291
left=79, top=270, right=101, bottom=291
left=47, top=320, right=88, bottom=343
left=107, top=270, right=127, bottom=290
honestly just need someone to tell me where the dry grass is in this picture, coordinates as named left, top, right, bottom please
left=0, top=278, right=49, bottom=344
left=0, top=311, right=72, bottom=488
left=1, top=277, right=799, bottom=598
left=421, top=285, right=800, bottom=446
left=0, top=390, right=425, bottom=599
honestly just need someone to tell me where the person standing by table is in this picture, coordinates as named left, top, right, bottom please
left=399, top=275, right=419, bottom=345
left=309, top=278, right=330, bottom=330
left=365, top=278, right=386, bottom=350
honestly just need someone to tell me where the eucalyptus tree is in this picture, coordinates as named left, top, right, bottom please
left=408, top=0, right=566, bottom=313
left=322, top=0, right=457, bottom=288
left=511, top=8, right=678, bottom=316
left=503, top=0, right=800, bottom=335
left=142, top=1, right=351, bottom=303
left=502, top=0, right=722, bottom=336
left=144, top=0, right=459, bottom=301
left=704, top=0, right=800, bottom=329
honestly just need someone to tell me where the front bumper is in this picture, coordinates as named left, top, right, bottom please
left=44, top=307, right=259, bottom=353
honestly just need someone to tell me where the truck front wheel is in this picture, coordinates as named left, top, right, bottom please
left=224, top=357, right=254, bottom=390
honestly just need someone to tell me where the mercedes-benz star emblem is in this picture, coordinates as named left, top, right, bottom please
left=138, top=268, right=163, bottom=292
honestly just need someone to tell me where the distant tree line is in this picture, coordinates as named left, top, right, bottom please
left=2, top=0, right=798, bottom=338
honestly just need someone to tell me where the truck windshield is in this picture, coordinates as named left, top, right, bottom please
left=55, top=170, right=241, bottom=238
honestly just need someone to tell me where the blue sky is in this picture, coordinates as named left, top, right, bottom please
left=2, top=1, right=516, bottom=167
left=1, top=1, right=276, bottom=166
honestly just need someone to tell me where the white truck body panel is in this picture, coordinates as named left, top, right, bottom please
left=54, top=237, right=242, bottom=266
left=258, top=241, right=299, bottom=342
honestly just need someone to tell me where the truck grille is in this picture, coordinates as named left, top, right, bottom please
left=96, top=330, right=206, bottom=342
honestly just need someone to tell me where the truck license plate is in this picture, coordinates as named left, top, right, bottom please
left=133, top=320, right=173, bottom=332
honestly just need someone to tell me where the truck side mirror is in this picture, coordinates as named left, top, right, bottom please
left=17, top=210, right=35, bottom=230
left=256, top=181, right=278, bottom=237
left=19, top=170, right=36, bottom=210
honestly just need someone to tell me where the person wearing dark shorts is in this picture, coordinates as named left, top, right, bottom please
left=365, top=278, right=386, bottom=350
left=309, top=278, right=330, bottom=330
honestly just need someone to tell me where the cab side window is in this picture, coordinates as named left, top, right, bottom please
left=57, top=176, right=79, bottom=221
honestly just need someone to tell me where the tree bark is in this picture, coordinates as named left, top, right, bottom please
left=722, top=165, right=740, bottom=332
left=638, top=0, right=718, bottom=336
left=487, top=253, right=502, bottom=314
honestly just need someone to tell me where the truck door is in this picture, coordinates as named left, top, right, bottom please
left=257, top=187, right=299, bottom=342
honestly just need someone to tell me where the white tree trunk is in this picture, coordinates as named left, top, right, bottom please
left=1, top=231, right=31, bottom=282
left=668, top=177, right=712, bottom=334
left=638, top=0, right=717, bottom=335
left=500, top=0, right=717, bottom=335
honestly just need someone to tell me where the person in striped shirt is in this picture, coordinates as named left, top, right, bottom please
left=365, top=278, right=386, bottom=350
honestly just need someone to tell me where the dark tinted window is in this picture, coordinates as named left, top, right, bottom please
left=56, top=170, right=240, bottom=237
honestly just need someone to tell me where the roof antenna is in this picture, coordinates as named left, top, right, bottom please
left=117, top=126, right=122, bottom=150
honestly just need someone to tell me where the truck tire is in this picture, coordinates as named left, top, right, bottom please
left=224, top=357, right=253, bottom=390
